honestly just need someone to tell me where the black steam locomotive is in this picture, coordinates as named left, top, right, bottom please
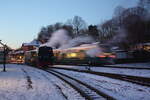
left=25, top=46, right=54, bottom=68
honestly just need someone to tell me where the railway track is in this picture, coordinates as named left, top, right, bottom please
left=102, top=65, right=150, bottom=70
left=45, top=69, right=116, bottom=100
left=75, top=64, right=150, bottom=70
left=50, top=67, right=150, bottom=87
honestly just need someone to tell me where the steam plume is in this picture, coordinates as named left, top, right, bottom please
left=40, top=29, right=71, bottom=48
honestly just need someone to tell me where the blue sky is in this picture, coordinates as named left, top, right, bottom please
left=0, top=0, right=138, bottom=49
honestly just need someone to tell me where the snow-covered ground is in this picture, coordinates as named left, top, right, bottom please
left=0, top=64, right=83, bottom=100
left=0, top=64, right=150, bottom=100
left=54, top=62, right=150, bottom=78
left=53, top=69, right=150, bottom=100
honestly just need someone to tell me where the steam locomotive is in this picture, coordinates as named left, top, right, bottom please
left=25, top=46, right=54, bottom=68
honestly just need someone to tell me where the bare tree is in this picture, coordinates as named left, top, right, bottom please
left=62, top=25, right=74, bottom=38
left=88, top=25, right=99, bottom=41
left=138, top=0, right=150, bottom=12
left=114, top=6, right=125, bottom=17
left=37, top=27, right=49, bottom=43
left=98, top=19, right=118, bottom=43
left=53, top=22, right=63, bottom=31
left=66, top=16, right=87, bottom=37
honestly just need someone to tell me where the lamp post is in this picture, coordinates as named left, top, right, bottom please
left=0, top=40, right=7, bottom=72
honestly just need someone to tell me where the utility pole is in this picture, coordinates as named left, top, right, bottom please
left=0, top=40, right=7, bottom=72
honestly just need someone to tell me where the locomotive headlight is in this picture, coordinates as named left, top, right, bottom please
left=19, top=56, right=22, bottom=59
left=70, top=53, right=77, bottom=57
left=67, top=53, right=77, bottom=58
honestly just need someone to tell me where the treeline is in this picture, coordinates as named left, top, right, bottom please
left=37, top=0, right=150, bottom=49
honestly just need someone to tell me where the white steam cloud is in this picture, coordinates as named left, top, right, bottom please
left=41, top=29, right=94, bottom=49
left=40, top=29, right=71, bottom=48
left=59, top=36, right=94, bottom=49
left=86, top=46, right=102, bottom=57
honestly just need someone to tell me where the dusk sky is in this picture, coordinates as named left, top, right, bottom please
left=0, top=0, right=138, bottom=49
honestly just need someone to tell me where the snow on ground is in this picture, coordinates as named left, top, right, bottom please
left=54, top=69, right=150, bottom=100
left=54, top=62, right=150, bottom=78
left=0, top=63, right=149, bottom=100
left=0, top=64, right=84, bottom=100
